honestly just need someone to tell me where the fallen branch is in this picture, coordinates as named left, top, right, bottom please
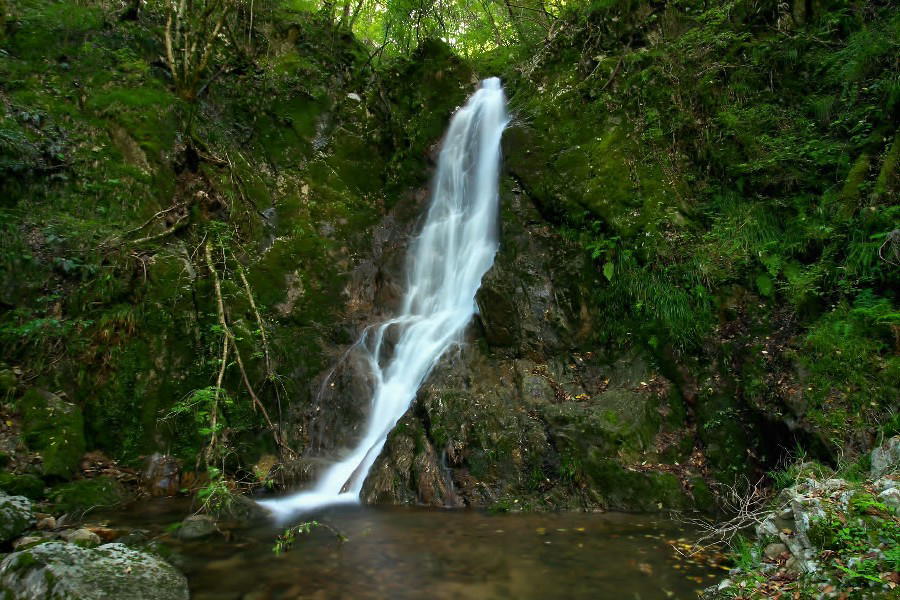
left=675, top=475, right=777, bottom=556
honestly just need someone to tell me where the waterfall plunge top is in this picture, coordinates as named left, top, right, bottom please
left=259, top=78, right=509, bottom=519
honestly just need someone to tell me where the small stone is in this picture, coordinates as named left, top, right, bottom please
left=755, top=517, right=780, bottom=539
left=36, top=516, right=56, bottom=530
left=878, top=487, right=900, bottom=514
left=763, top=542, right=787, bottom=560
left=346, top=92, right=362, bottom=102
left=12, top=535, right=44, bottom=549
left=176, top=514, right=217, bottom=540
left=873, top=476, right=898, bottom=493
left=822, top=478, right=847, bottom=491
left=65, top=528, right=102, bottom=547
left=85, top=525, right=120, bottom=541
left=784, top=556, right=799, bottom=574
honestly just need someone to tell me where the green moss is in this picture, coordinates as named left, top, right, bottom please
left=20, top=389, right=85, bottom=480
left=689, top=476, right=716, bottom=513
left=543, top=390, right=660, bottom=463
left=839, top=152, right=871, bottom=213
left=583, top=457, right=689, bottom=512
left=0, top=368, right=17, bottom=395
left=695, top=388, right=754, bottom=484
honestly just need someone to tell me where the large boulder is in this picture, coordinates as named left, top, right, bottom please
left=0, top=491, right=34, bottom=543
left=0, top=541, right=189, bottom=600
left=19, top=389, right=86, bottom=480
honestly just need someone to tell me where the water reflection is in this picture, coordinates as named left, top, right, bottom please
left=106, top=502, right=717, bottom=599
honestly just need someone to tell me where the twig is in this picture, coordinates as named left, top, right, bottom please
left=121, top=204, right=185, bottom=238
left=675, top=476, right=777, bottom=556
left=129, top=214, right=190, bottom=245
left=878, top=229, right=899, bottom=266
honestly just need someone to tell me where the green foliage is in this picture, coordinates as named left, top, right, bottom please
left=167, top=387, right=232, bottom=440
left=195, top=467, right=235, bottom=516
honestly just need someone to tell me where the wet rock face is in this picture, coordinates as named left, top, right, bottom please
left=0, top=541, right=189, bottom=600
left=475, top=189, right=592, bottom=358
left=355, top=188, right=705, bottom=511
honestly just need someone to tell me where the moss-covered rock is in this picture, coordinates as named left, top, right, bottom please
left=47, top=477, right=128, bottom=514
left=582, top=458, right=689, bottom=512
left=19, top=389, right=86, bottom=480
left=0, top=473, right=44, bottom=501
left=544, top=390, right=659, bottom=461
left=0, top=542, right=189, bottom=600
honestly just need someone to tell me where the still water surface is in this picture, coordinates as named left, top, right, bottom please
left=106, top=500, right=722, bottom=600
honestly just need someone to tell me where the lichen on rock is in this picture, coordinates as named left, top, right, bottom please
left=0, top=491, right=34, bottom=544
left=0, top=541, right=189, bottom=600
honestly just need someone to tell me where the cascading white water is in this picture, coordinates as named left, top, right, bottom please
left=259, top=78, right=508, bottom=519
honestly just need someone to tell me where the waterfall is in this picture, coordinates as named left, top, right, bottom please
left=259, top=78, right=508, bottom=518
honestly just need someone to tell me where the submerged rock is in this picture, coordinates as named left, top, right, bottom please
left=176, top=514, right=217, bottom=540
left=0, top=541, right=189, bottom=600
left=0, top=491, right=34, bottom=543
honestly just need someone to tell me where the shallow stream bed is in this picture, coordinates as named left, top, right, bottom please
left=103, top=500, right=725, bottom=599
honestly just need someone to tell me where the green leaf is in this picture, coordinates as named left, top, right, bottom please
left=755, top=273, right=774, bottom=297
left=603, top=261, right=615, bottom=281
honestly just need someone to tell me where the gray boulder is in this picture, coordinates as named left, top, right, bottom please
left=870, top=436, right=900, bottom=477
left=0, top=491, right=34, bottom=543
left=0, top=541, right=189, bottom=600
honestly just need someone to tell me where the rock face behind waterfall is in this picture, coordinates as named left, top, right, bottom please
left=332, top=182, right=711, bottom=512
left=267, top=64, right=717, bottom=513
